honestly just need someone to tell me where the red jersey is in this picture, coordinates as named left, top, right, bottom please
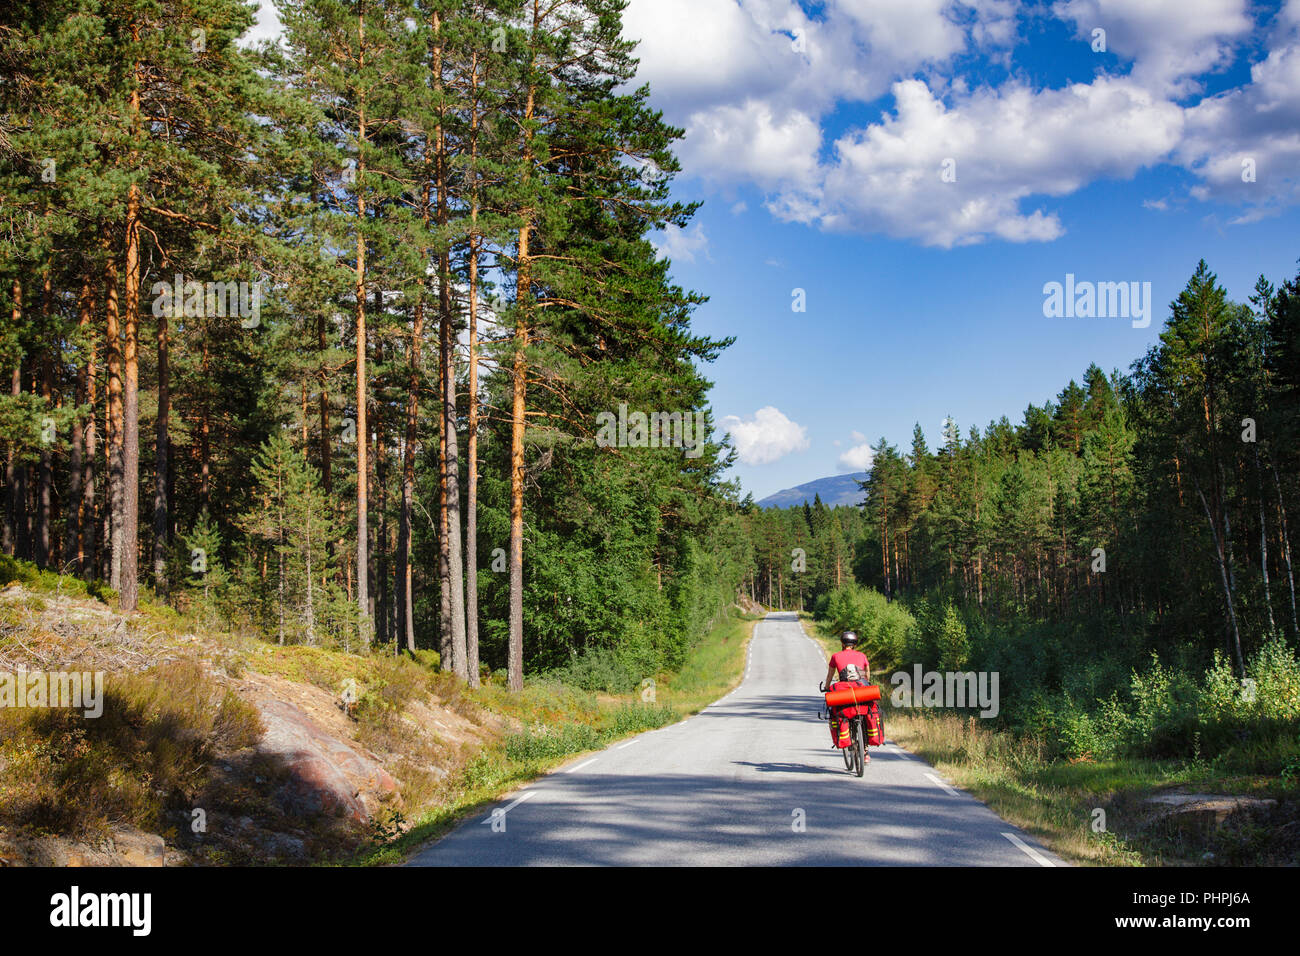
left=830, top=649, right=869, bottom=683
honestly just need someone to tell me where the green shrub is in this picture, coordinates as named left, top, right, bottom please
left=0, top=554, right=38, bottom=588
left=816, top=583, right=918, bottom=672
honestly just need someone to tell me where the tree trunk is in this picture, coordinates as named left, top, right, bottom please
left=104, top=237, right=124, bottom=592
left=353, top=12, right=370, bottom=644
left=433, top=18, right=467, bottom=678
left=120, top=177, right=142, bottom=612
left=465, top=235, right=481, bottom=686
left=3, top=280, right=20, bottom=558
left=1268, top=453, right=1298, bottom=639
left=374, top=318, right=388, bottom=648
left=82, top=321, right=97, bottom=579
left=118, top=37, right=144, bottom=613
left=1254, top=445, right=1276, bottom=635
left=1193, top=469, right=1245, bottom=676
left=399, top=129, right=432, bottom=657
left=199, top=334, right=211, bottom=513
left=318, top=310, right=332, bottom=496
left=438, top=337, right=451, bottom=666
left=153, top=302, right=169, bottom=596
left=35, top=262, right=53, bottom=569
left=463, top=47, right=484, bottom=686
left=66, top=274, right=89, bottom=573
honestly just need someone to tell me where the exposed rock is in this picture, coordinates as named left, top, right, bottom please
left=0, top=826, right=167, bottom=867
left=1144, top=792, right=1278, bottom=835
left=255, top=698, right=397, bottom=823
left=112, top=828, right=166, bottom=867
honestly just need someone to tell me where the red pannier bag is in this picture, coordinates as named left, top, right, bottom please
left=829, top=717, right=851, bottom=748
left=864, top=699, right=884, bottom=747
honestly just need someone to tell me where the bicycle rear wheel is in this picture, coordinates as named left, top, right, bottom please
left=852, top=718, right=865, bottom=776
left=841, top=722, right=853, bottom=769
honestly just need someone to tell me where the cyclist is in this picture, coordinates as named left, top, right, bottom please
left=825, top=629, right=870, bottom=688
left=824, top=630, right=872, bottom=762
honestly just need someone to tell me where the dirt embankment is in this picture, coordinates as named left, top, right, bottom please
left=0, top=584, right=508, bottom=866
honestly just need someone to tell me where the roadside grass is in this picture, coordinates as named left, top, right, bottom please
left=658, top=607, right=759, bottom=713
left=799, top=611, right=1300, bottom=866
left=361, top=607, right=761, bottom=865
left=0, top=658, right=264, bottom=843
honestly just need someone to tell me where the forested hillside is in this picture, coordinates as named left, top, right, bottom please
left=0, top=0, right=752, bottom=693
left=750, top=259, right=1300, bottom=761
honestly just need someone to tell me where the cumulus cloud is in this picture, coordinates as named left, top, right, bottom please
left=720, top=406, right=810, bottom=464
left=623, top=0, right=1016, bottom=196
left=1174, top=7, right=1300, bottom=219
left=621, top=0, right=1300, bottom=244
left=812, top=75, right=1183, bottom=246
left=1053, top=0, right=1252, bottom=95
left=651, top=222, right=709, bottom=264
left=837, top=443, right=875, bottom=472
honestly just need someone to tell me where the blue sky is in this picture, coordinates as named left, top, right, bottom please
left=617, top=0, right=1300, bottom=500
left=247, top=0, right=1300, bottom=501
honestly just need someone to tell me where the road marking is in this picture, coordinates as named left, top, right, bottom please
left=480, top=789, right=536, bottom=824
left=925, top=772, right=960, bottom=796
left=615, top=739, right=639, bottom=750
left=1001, top=831, right=1055, bottom=867
left=565, top=758, right=599, bottom=774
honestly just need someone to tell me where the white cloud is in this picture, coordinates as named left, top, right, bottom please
left=1053, top=0, right=1252, bottom=96
left=837, top=443, right=875, bottom=472
left=1175, top=10, right=1300, bottom=218
left=623, top=0, right=1019, bottom=198
left=809, top=75, right=1183, bottom=246
left=241, top=0, right=284, bottom=48
left=720, top=406, right=810, bottom=464
left=622, top=0, right=1300, bottom=244
left=850, top=429, right=865, bottom=441
left=683, top=100, right=823, bottom=191
left=651, top=222, right=710, bottom=264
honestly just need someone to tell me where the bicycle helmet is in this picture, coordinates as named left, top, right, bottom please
left=840, top=630, right=859, bottom=646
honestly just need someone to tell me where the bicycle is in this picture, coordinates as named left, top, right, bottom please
left=820, top=681, right=873, bottom=777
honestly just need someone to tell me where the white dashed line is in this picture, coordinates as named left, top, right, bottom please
left=480, top=789, right=536, bottom=824
left=1001, top=831, right=1055, bottom=867
left=925, top=772, right=960, bottom=796
left=565, top=758, right=599, bottom=774
left=615, top=739, right=639, bottom=750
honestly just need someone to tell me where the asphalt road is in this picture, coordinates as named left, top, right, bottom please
left=408, top=611, right=1065, bottom=866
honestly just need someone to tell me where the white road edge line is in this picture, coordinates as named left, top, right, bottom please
left=480, top=789, right=536, bottom=824
left=925, top=772, right=960, bottom=796
left=1001, top=831, right=1055, bottom=867
left=565, top=758, right=599, bottom=774
left=615, top=739, right=639, bottom=750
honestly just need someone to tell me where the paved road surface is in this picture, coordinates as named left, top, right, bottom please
left=409, top=612, right=1064, bottom=866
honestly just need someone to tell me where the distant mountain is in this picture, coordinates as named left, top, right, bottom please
left=755, top=472, right=867, bottom=509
